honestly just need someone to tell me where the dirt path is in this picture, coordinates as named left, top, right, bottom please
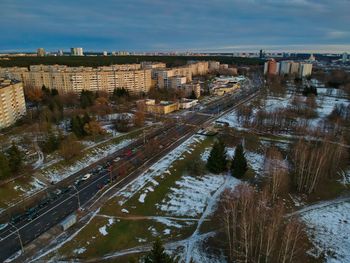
left=287, top=195, right=350, bottom=217
left=96, top=214, right=209, bottom=222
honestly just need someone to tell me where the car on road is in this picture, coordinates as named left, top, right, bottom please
left=82, top=173, right=92, bottom=180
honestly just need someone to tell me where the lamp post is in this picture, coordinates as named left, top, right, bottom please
left=9, top=223, right=24, bottom=254
left=72, top=186, right=81, bottom=210
left=108, top=164, right=114, bottom=183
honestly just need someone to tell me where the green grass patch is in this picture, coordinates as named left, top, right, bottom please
left=58, top=216, right=196, bottom=260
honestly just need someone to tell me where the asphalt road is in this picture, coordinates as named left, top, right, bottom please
left=0, top=80, right=262, bottom=262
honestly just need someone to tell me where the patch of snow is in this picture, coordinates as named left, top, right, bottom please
left=114, top=135, right=205, bottom=205
left=137, top=237, right=147, bottom=243
left=302, top=202, right=350, bottom=263
left=339, top=169, right=350, bottom=185
left=138, top=193, right=147, bottom=203
left=73, top=247, right=86, bottom=255
left=108, top=218, right=114, bottom=226
left=157, top=174, right=226, bottom=217
left=246, top=151, right=265, bottom=175
left=163, top=229, right=171, bottom=235
left=28, top=178, right=46, bottom=194
left=154, top=217, right=184, bottom=229
left=148, top=226, right=158, bottom=237
left=99, top=225, right=108, bottom=236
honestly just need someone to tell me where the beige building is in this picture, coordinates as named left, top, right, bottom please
left=0, top=64, right=152, bottom=95
left=182, top=83, right=201, bottom=98
left=71, top=47, right=84, bottom=56
left=141, top=62, right=166, bottom=70
left=156, top=61, right=209, bottom=89
left=37, top=48, right=46, bottom=57
left=299, top=63, right=313, bottom=77
left=137, top=99, right=179, bottom=114
left=208, top=61, right=220, bottom=71
left=179, top=98, right=198, bottom=109
left=0, top=79, right=26, bottom=129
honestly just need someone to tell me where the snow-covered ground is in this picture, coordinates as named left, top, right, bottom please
left=114, top=134, right=205, bottom=205
left=156, top=174, right=226, bottom=217
left=302, top=202, right=350, bottom=263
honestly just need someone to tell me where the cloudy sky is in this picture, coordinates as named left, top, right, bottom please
left=0, top=0, right=349, bottom=53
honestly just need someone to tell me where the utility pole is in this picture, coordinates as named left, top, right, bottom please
left=72, top=186, right=81, bottom=210
left=109, top=165, right=113, bottom=183
left=10, top=223, right=24, bottom=254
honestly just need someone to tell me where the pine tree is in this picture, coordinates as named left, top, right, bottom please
left=6, top=142, right=23, bottom=173
left=71, top=116, right=82, bottom=137
left=143, top=238, right=176, bottom=263
left=0, top=153, right=11, bottom=179
left=231, top=144, right=248, bottom=178
left=42, top=132, right=60, bottom=153
left=206, top=140, right=227, bottom=174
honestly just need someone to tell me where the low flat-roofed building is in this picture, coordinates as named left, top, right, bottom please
left=137, top=99, right=179, bottom=114
left=0, top=78, right=26, bottom=129
left=179, top=98, right=198, bottom=109
left=210, top=76, right=240, bottom=96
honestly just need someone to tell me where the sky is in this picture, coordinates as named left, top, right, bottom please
left=0, top=0, right=349, bottom=53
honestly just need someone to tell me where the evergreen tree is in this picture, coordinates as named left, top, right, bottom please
left=143, top=238, right=176, bottom=263
left=0, top=153, right=11, bottom=179
left=189, top=90, right=197, bottom=99
left=231, top=144, right=248, bottom=178
left=206, top=140, right=227, bottom=174
left=71, top=116, right=82, bottom=137
left=6, top=142, right=23, bottom=173
left=80, top=90, right=96, bottom=108
left=42, top=132, right=60, bottom=153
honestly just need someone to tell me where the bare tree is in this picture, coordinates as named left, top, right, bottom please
left=220, top=184, right=308, bottom=263
left=264, top=147, right=289, bottom=202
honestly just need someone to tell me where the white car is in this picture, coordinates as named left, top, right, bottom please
left=82, top=173, right=92, bottom=181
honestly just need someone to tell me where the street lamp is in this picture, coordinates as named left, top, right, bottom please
left=108, top=165, right=113, bottom=183
left=9, top=223, right=24, bottom=254
left=72, top=186, right=81, bottom=210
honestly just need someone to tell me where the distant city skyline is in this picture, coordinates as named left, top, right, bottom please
left=0, top=0, right=349, bottom=53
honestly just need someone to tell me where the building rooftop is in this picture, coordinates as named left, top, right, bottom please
left=0, top=78, right=20, bottom=88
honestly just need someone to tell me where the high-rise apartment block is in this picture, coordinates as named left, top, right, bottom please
left=0, top=64, right=152, bottom=95
left=263, top=59, right=277, bottom=75
left=0, top=78, right=26, bottom=129
left=71, top=47, right=84, bottom=56
left=264, top=59, right=312, bottom=78
left=37, top=48, right=46, bottom=57
left=156, top=61, right=208, bottom=89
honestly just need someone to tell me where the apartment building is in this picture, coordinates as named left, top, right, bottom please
left=263, top=59, right=278, bottom=75
left=157, top=61, right=209, bottom=89
left=264, top=60, right=312, bottom=78
left=299, top=63, right=313, bottom=77
left=0, top=64, right=152, bottom=95
left=71, top=47, right=84, bottom=56
left=0, top=78, right=26, bottom=129
left=141, top=62, right=166, bottom=70
left=37, top=48, right=46, bottom=57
